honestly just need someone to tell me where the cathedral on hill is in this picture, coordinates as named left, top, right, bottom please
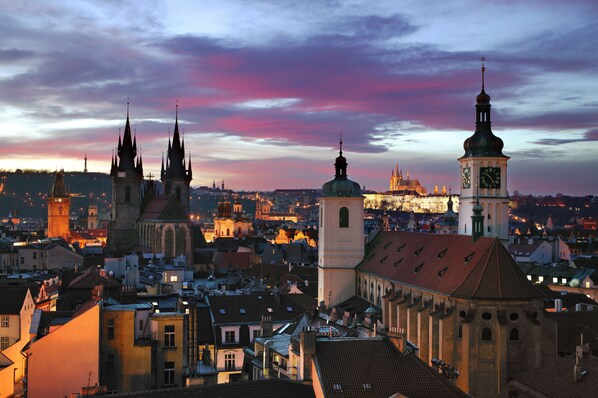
left=107, top=105, right=193, bottom=260
left=389, top=165, right=427, bottom=196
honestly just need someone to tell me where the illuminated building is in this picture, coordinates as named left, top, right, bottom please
left=47, top=170, right=71, bottom=240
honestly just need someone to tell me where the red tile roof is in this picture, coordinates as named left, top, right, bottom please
left=358, top=231, right=542, bottom=299
left=139, top=194, right=188, bottom=221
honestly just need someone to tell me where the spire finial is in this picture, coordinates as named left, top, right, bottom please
left=481, top=56, right=486, bottom=90
left=126, top=97, right=130, bottom=119
left=176, top=99, right=178, bottom=121
left=339, top=131, right=343, bottom=155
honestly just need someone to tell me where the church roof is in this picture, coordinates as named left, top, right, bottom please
left=50, top=170, right=69, bottom=198
left=358, top=231, right=542, bottom=300
left=139, top=194, right=188, bottom=222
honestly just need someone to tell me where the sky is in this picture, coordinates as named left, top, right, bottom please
left=1, top=0, right=597, bottom=196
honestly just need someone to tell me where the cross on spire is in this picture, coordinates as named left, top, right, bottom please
left=481, top=56, right=486, bottom=90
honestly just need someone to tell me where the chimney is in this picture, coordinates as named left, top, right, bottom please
left=261, top=315, right=273, bottom=338
left=299, top=327, right=317, bottom=381
left=555, top=298, right=563, bottom=312
left=388, top=327, right=406, bottom=353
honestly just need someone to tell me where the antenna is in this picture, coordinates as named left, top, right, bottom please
left=481, top=56, right=486, bottom=90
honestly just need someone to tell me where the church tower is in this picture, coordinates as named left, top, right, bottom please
left=161, top=105, right=192, bottom=215
left=47, top=170, right=70, bottom=240
left=108, top=104, right=143, bottom=255
left=459, top=60, right=509, bottom=240
left=318, top=141, right=364, bottom=308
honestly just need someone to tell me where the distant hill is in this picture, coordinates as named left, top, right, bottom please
left=0, top=170, right=112, bottom=219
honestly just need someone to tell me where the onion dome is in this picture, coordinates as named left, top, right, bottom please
left=461, top=59, right=507, bottom=159
left=322, top=140, right=362, bottom=197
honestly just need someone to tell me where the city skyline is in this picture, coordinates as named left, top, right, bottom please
left=1, top=1, right=597, bottom=195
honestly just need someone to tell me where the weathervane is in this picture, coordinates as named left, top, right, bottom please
left=481, top=56, right=486, bottom=89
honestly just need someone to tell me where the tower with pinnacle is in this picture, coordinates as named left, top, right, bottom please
left=108, top=103, right=144, bottom=255
left=459, top=59, right=510, bottom=240
left=47, top=169, right=71, bottom=240
left=318, top=140, right=364, bottom=308
left=161, top=104, right=192, bottom=215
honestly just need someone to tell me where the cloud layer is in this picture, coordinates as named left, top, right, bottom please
left=0, top=0, right=597, bottom=195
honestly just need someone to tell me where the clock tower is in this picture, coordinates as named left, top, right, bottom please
left=459, top=60, right=510, bottom=240
left=318, top=141, right=364, bottom=308
left=47, top=169, right=71, bottom=240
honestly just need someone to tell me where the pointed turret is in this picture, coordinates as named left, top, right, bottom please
left=115, top=103, right=139, bottom=174
left=50, top=169, right=70, bottom=198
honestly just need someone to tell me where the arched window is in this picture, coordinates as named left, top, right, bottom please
left=165, top=228, right=174, bottom=258
left=125, top=185, right=131, bottom=203
left=481, top=327, right=493, bottom=341
left=339, top=207, right=349, bottom=228
left=458, top=324, right=463, bottom=339
left=509, top=328, right=519, bottom=342
left=176, top=186, right=181, bottom=202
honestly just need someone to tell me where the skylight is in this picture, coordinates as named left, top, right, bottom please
left=239, top=308, right=246, bottom=314
left=219, top=309, right=226, bottom=315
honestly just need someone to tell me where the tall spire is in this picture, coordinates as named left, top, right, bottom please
left=114, top=100, right=141, bottom=174
left=481, top=56, right=486, bottom=90
left=461, top=58, right=506, bottom=159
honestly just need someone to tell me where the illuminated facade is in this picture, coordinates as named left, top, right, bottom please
left=47, top=170, right=71, bottom=240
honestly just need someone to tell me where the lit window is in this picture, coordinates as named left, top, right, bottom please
left=586, top=281, right=591, bottom=288
left=562, top=278, right=567, bottom=284
left=164, top=325, right=175, bottom=347
left=225, top=352, right=235, bottom=370
left=527, top=275, right=532, bottom=281
left=538, top=276, right=544, bottom=282
left=163, top=361, right=175, bottom=385
left=1, top=316, right=8, bottom=328
left=170, top=275, right=178, bottom=282
left=1, top=337, right=9, bottom=350
left=552, top=277, right=558, bottom=284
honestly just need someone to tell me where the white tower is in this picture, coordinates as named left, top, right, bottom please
left=459, top=59, right=510, bottom=240
left=318, top=141, right=364, bottom=308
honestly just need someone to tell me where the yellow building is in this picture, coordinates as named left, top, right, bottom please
left=102, top=305, right=187, bottom=392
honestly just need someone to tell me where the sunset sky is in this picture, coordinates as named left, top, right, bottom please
left=1, top=1, right=597, bottom=195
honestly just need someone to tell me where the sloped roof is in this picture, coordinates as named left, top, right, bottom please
left=0, top=286, right=29, bottom=314
left=207, top=293, right=305, bottom=325
left=68, top=266, right=121, bottom=289
left=314, top=338, right=469, bottom=398
left=139, top=194, right=188, bottom=222
left=110, top=379, right=315, bottom=398
left=358, top=231, right=542, bottom=300
left=507, top=354, right=598, bottom=398
left=212, top=251, right=250, bottom=270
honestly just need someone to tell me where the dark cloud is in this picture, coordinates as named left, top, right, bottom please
left=0, top=48, right=35, bottom=62
left=533, top=130, right=598, bottom=146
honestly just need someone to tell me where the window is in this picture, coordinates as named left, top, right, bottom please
left=106, top=354, right=115, bottom=375
left=339, top=207, right=349, bottom=228
left=252, top=330, right=261, bottom=340
left=163, top=361, right=175, bottom=385
left=481, top=327, right=493, bottom=341
left=107, top=318, right=114, bottom=340
left=225, top=330, right=236, bottom=344
left=125, top=185, right=131, bottom=202
left=170, top=275, right=178, bottom=282
left=225, top=353, right=235, bottom=370
left=164, top=325, right=175, bottom=347
left=176, top=187, right=181, bottom=202
left=33, top=252, right=37, bottom=260
left=1, top=316, right=8, bottom=328
left=509, top=328, right=520, bottom=342
left=139, top=319, right=143, bottom=331
left=1, top=337, right=9, bottom=350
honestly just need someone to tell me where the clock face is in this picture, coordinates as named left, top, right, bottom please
left=480, top=167, right=501, bottom=188
left=462, top=167, right=471, bottom=189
